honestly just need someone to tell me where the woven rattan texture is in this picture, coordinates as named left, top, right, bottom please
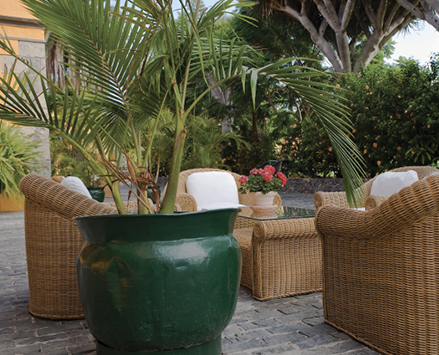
left=314, top=166, right=439, bottom=210
left=252, top=218, right=321, bottom=301
left=19, top=175, right=116, bottom=319
left=24, top=200, right=85, bottom=319
left=20, top=175, right=115, bottom=218
left=175, top=168, right=281, bottom=212
left=232, top=228, right=254, bottom=290
left=233, top=216, right=321, bottom=301
left=316, top=173, right=439, bottom=355
left=364, top=195, right=389, bottom=210
left=234, top=213, right=256, bottom=230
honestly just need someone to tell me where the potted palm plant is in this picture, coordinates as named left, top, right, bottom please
left=0, top=0, right=365, bottom=353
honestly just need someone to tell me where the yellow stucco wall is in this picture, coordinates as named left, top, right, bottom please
left=0, top=2, right=35, bottom=19
left=1, top=25, right=44, bottom=40
left=0, top=191, right=24, bottom=212
left=0, top=0, right=45, bottom=55
left=0, top=40, right=19, bottom=55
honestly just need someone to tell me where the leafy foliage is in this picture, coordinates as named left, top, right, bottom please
left=50, top=134, right=102, bottom=187
left=342, top=56, right=439, bottom=176
left=146, top=110, right=247, bottom=175
left=274, top=56, right=439, bottom=178
left=279, top=117, right=340, bottom=177
left=0, top=0, right=366, bottom=210
left=0, top=122, right=42, bottom=198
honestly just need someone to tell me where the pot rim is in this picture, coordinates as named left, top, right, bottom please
left=74, top=207, right=240, bottom=221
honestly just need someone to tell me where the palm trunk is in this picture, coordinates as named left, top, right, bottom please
left=160, top=126, right=186, bottom=213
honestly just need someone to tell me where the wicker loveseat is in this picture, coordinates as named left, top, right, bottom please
left=19, top=174, right=122, bottom=319
left=315, top=169, right=439, bottom=355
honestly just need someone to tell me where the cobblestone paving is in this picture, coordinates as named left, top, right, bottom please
left=0, top=194, right=378, bottom=354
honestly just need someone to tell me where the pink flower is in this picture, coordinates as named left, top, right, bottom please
left=264, top=165, right=276, bottom=175
left=262, top=171, right=273, bottom=182
left=275, top=172, right=287, bottom=186
left=238, top=175, right=249, bottom=184
left=249, top=168, right=259, bottom=175
left=257, top=169, right=264, bottom=175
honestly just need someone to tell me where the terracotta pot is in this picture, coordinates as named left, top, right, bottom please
left=75, top=209, right=241, bottom=355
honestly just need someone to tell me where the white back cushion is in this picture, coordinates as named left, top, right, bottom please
left=370, top=170, right=418, bottom=196
left=60, top=176, right=92, bottom=198
left=186, top=172, right=240, bottom=208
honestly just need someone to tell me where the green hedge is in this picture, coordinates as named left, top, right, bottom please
left=278, top=56, right=439, bottom=178
left=343, top=56, right=439, bottom=176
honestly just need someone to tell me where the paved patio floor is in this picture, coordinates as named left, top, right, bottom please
left=0, top=193, right=378, bottom=354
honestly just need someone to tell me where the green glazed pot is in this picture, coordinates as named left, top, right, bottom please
left=75, top=209, right=241, bottom=355
left=87, top=187, right=105, bottom=202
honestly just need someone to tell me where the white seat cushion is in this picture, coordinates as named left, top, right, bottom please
left=60, top=176, right=92, bottom=199
left=370, top=170, right=418, bottom=197
left=186, top=172, right=242, bottom=210
left=198, top=202, right=245, bottom=211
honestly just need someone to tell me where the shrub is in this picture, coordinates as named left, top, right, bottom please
left=343, top=56, right=439, bottom=176
left=0, top=121, right=42, bottom=198
left=50, top=134, right=101, bottom=187
left=278, top=117, right=340, bottom=177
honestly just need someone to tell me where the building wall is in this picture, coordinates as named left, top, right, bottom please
left=0, top=1, right=51, bottom=180
left=0, top=1, right=50, bottom=211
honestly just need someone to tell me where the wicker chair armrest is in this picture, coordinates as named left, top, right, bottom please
left=233, top=207, right=255, bottom=230
left=234, top=218, right=256, bottom=230
left=238, top=192, right=253, bottom=206
left=175, top=193, right=197, bottom=212
left=20, top=174, right=115, bottom=220
left=316, top=175, right=439, bottom=241
left=364, top=195, right=390, bottom=211
left=253, top=218, right=316, bottom=243
left=314, top=191, right=350, bottom=210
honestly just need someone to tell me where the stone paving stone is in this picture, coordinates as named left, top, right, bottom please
left=0, top=195, right=379, bottom=355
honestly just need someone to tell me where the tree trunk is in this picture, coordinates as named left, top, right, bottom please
left=205, top=71, right=234, bottom=133
left=264, top=0, right=439, bottom=73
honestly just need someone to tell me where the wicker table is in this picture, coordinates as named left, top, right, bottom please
left=233, top=207, right=322, bottom=301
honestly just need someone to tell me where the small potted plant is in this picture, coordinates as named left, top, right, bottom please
left=239, top=165, right=287, bottom=216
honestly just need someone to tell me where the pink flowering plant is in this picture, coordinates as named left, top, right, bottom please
left=238, top=165, right=287, bottom=194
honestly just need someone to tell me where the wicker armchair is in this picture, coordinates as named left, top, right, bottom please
left=315, top=173, right=439, bottom=355
left=19, top=174, right=123, bottom=319
left=314, top=166, right=439, bottom=211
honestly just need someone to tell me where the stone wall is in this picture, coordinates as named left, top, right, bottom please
left=157, top=176, right=362, bottom=194
left=0, top=9, right=51, bottom=178
left=279, top=178, right=346, bottom=193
